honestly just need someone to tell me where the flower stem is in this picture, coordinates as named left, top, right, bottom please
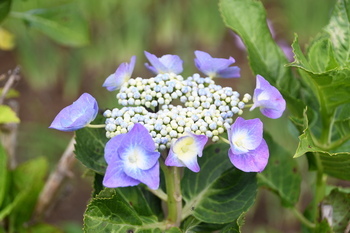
left=219, top=136, right=230, bottom=145
left=146, top=187, right=168, bottom=202
left=291, top=206, right=316, bottom=229
left=86, top=124, right=106, bottom=128
left=244, top=104, right=253, bottom=108
left=161, top=162, right=182, bottom=227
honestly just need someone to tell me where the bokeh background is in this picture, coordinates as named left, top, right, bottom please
left=0, top=0, right=336, bottom=232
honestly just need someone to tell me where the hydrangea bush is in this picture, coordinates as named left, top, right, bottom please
left=49, top=0, right=350, bottom=232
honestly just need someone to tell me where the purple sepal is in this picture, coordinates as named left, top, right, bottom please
left=144, top=51, right=183, bottom=74
left=227, top=117, right=269, bottom=172
left=250, top=75, right=286, bottom=119
left=165, top=133, right=208, bottom=172
left=194, top=50, right=240, bottom=78
left=102, top=56, right=136, bottom=91
left=102, top=123, right=161, bottom=190
left=49, top=93, right=98, bottom=132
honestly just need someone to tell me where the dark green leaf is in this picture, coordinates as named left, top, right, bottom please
left=0, top=143, right=7, bottom=207
left=92, top=173, right=104, bottom=197
left=182, top=143, right=257, bottom=224
left=324, top=189, right=350, bottom=233
left=118, top=186, right=154, bottom=217
left=219, top=0, right=300, bottom=97
left=294, top=109, right=350, bottom=180
left=7, top=157, right=48, bottom=228
left=84, top=188, right=164, bottom=233
left=258, top=133, right=301, bottom=207
left=75, top=115, right=108, bottom=174
left=0, top=0, right=11, bottom=23
left=11, top=4, right=89, bottom=47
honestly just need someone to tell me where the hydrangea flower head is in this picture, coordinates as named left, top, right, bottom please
left=165, top=132, right=208, bottom=172
left=194, top=50, right=240, bottom=79
left=250, top=75, right=286, bottom=119
left=103, top=56, right=136, bottom=91
left=227, top=117, right=269, bottom=172
left=103, top=123, right=160, bottom=190
left=144, top=51, right=183, bottom=74
left=49, top=93, right=98, bottom=132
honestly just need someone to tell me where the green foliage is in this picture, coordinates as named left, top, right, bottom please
left=11, top=4, right=89, bottom=47
left=219, top=0, right=299, bottom=94
left=0, top=0, right=11, bottom=23
left=84, top=188, right=163, bottom=233
left=324, top=189, right=350, bottom=233
left=182, top=143, right=257, bottom=224
left=258, top=133, right=301, bottom=207
left=0, top=157, right=48, bottom=231
left=0, top=104, right=20, bottom=124
left=75, top=116, right=108, bottom=174
left=0, top=144, right=8, bottom=208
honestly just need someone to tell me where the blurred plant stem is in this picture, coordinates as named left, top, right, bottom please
left=34, top=137, right=76, bottom=220
left=0, top=67, right=21, bottom=169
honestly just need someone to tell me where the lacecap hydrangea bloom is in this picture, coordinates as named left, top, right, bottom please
left=49, top=93, right=98, bottom=131
left=50, top=51, right=286, bottom=189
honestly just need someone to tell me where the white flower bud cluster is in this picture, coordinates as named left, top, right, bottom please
left=105, top=73, right=252, bottom=150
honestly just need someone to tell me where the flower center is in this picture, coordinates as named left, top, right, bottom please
left=174, top=137, right=195, bottom=160
left=128, top=148, right=140, bottom=164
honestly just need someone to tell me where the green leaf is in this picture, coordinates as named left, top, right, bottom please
left=23, top=223, right=63, bottom=233
left=75, top=115, right=108, bottom=174
left=118, top=186, right=154, bottom=217
left=324, top=189, right=350, bottom=233
left=0, top=143, right=8, bottom=207
left=323, top=0, right=350, bottom=67
left=219, top=213, right=245, bottom=233
left=182, top=143, right=257, bottom=224
left=84, top=188, right=165, bottom=233
left=11, top=4, right=89, bottom=47
left=219, top=0, right=300, bottom=97
left=0, top=0, right=11, bottom=23
left=0, top=88, right=19, bottom=99
left=294, top=109, right=350, bottom=180
left=6, top=157, right=48, bottom=228
left=0, top=105, right=20, bottom=124
left=258, top=133, right=301, bottom=207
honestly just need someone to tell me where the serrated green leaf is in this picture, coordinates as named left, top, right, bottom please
left=219, top=0, right=300, bottom=97
left=324, top=0, right=350, bottom=67
left=182, top=143, right=257, bottom=224
left=7, top=157, right=48, bottom=228
left=219, top=213, right=245, bottom=233
left=0, top=105, right=20, bottom=124
left=0, top=0, right=11, bottom=23
left=258, top=133, right=301, bottom=207
left=75, top=115, right=108, bottom=174
left=0, top=143, right=8, bottom=207
left=324, top=189, right=350, bottom=233
left=295, top=109, right=350, bottom=180
left=11, top=4, right=89, bottom=47
left=118, top=186, right=154, bottom=217
left=84, top=188, right=165, bottom=233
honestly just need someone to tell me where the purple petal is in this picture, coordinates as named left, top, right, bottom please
left=103, top=56, right=136, bottom=91
left=165, top=150, right=186, bottom=167
left=228, top=138, right=269, bottom=172
left=228, top=117, right=263, bottom=155
left=103, top=160, right=140, bottom=188
left=49, top=93, right=98, bottom=132
left=104, top=133, right=127, bottom=164
left=250, top=75, right=286, bottom=119
left=124, top=161, right=160, bottom=190
left=194, top=50, right=240, bottom=78
left=144, top=51, right=183, bottom=74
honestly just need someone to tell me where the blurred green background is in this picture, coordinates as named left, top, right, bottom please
left=0, top=0, right=336, bottom=232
